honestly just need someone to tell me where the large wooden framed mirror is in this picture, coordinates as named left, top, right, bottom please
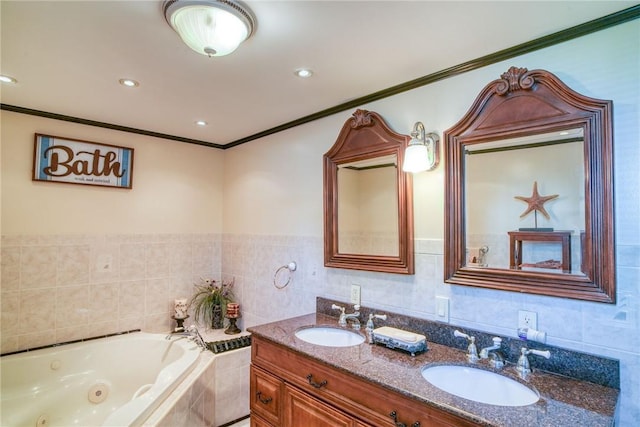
left=324, top=109, right=414, bottom=274
left=445, top=67, right=615, bottom=303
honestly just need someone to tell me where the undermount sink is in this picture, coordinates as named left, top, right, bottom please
left=295, top=327, right=365, bottom=347
left=421, top=365, right=539, bottom=406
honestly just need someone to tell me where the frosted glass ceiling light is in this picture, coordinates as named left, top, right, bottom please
left=402, top=122, right=440, bottom=173
left=0, top=75, right=17, bottom=84
left=163, top=0, right=255, bottom=57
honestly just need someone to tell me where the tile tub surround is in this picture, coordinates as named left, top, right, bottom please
left=248, top=312, right=619, bottom=427
left=145, top=329, right=250, bottom=427
left=317, top=297, right=620, bottom=389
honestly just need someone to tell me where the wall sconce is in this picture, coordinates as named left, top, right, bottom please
left=402, top=122, right=440, bottom=173
left=163, top=0, right=255, bottom=57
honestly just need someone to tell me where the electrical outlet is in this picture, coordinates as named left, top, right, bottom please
left=518, top=310, right=538, bottom=330
left=350, top=284, right=361, bottom=305
left=436, top=296, right=449, bottom=323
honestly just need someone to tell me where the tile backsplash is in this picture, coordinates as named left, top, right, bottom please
left=1, top=233, right=220, bottom=353
left=2, top=232, right=638, bottom=425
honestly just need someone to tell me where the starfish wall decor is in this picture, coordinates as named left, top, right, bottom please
left=514, top=181, right=559, bottom=228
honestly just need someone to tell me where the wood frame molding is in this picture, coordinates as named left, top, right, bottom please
left=324, top=109, right=414, bottom=274
left=444, top=67, right=615, bottom=303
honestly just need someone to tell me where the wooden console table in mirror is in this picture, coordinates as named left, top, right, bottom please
left=444, top=67, right=615, bottom=303
left=324, top=109, right=414, bottom=274
left=508, top=230, right=572, bottom=273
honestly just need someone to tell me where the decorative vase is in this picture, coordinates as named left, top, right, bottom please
left=211, top=304, right=224, bottom=329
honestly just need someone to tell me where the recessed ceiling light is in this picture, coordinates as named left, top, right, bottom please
left=0, top=75, right=17, bottom=84
left=195, top=120, right=208, bottom=126
left=119, top=78, right=139, bottom=87
left=294, top=68, right=313, bottom=78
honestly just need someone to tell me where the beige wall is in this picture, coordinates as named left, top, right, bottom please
left=1, top=111, right=224, bottom=353
left=1, top=111, right=224, bottom=235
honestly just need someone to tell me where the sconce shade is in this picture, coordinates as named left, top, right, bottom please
left=163, top=0, right=255, bottom=57
left=403, top=142, right=431, bottom=173
left=402, top=122, right=439, bottom=173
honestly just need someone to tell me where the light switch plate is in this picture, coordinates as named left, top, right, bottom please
left=350, top=284, right=361, bottom=305
left=436, top=296, right=449, bottom=323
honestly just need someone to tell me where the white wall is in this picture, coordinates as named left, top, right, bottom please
left=222, top=21, right=639, bottom=426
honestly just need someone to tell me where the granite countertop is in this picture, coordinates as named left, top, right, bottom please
left=248, top=313, right=619, bottom=427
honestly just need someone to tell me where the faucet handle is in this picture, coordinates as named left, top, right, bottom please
left=517, top=347, right=551, bottom=375
left=454, top=329, right=471, bottom=340
left=365, top=313, right=387, bottom=330
left=454, top=330, right=478, bottom=362
left=528, top=349, right=551, bottom=359
left=353, top=304, right=360, bottom=311
left=331, top=304, right=345, bottom=312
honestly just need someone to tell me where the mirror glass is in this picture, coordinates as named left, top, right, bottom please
left=464, top=129, right=585, bottom=274
left=337, top=155, right=399, bottom=256
left=445, top=67, right=615, bottom=303
left=324, top=109, right=414, bottom=275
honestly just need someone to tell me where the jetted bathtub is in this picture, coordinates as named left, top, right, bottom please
left=0, top=332, right=201, bottom=427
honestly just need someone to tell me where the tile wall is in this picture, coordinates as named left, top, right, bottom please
left=0, top=233, right=220, bottom=354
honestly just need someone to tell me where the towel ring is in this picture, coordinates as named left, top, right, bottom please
left=273, top=262, right=297, bottom=289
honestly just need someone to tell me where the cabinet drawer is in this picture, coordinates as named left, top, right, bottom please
left=250, top=365, right=283, bottom=426
left=252, top=336, right=475, bottom=427
left=283, top=384, right=355, bottom=427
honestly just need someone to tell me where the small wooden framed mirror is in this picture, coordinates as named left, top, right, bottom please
left=444, top=67, right=615, bottom=303
left=324, top=109, right=414, bottom=274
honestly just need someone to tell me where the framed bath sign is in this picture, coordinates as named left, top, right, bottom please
left=32, top=134, right=134, bottom=189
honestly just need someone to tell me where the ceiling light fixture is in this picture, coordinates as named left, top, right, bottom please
left=163, top=0, right=255, bottom=57
left=195, top=120, right=208, bottom=126
left=0, top=75, right=17, bottom=84
left=119, top=78, right=139, bottom=87
left=402, top=122, right=440, bottom=173
left=295, top=68, right=313, bottom=78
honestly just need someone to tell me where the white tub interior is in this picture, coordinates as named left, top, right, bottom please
left=1, top=332, right=200, bottom=427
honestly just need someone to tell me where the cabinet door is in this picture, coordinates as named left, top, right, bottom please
left=251, top=414, right=276, bottom=427
left=283, top=384, right=355, bottom=427
left=251, top=365, right=283, bottom=426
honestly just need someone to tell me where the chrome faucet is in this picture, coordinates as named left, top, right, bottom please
left=479, top=337, right=505, bottom=369
left=344, top=304, right=361, bottom=329
left=166, top=325, right=207, bottom=351
left=454, top=330, right=479, bottom=363
left=516, top=347, right=551, bottom=375
left=332, top=303, right=361, bottom=329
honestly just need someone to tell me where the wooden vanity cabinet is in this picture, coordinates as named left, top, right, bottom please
left=250, top=336, right=476, bottom=427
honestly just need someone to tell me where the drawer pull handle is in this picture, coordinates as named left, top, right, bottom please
left=256, top=391, right=273, bottom=404
left=306, top=374, right=328, bottom=389
left=389, top=410, right=420, bottom=427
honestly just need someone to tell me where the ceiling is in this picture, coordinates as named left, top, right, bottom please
left=1, top=1, right=636, bottom=148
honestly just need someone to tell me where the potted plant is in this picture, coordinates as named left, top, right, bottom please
left=189, top=278, right=235, bottom=329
